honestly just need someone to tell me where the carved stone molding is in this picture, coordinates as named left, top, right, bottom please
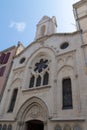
left=16, top=97, right=48, bottom=122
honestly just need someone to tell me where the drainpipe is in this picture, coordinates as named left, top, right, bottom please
left=73, top=7, right=87, bottom=66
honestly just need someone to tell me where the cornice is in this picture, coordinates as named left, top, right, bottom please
left=73, top=0, right=87, bottom=8
left=0, top=46, right=16, bottom=53
left=14, top=31, right=79, bottom=58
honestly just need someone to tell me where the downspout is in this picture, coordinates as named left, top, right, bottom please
left=73, top=7, right=87, bottom=66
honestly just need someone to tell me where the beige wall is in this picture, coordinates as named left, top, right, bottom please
left=1, top=1, right=87, bottom=129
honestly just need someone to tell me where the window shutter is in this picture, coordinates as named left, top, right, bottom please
left=0, top=53, right=6, bottom=64
left=3, top=52, right=11, bottom=64
left=0, top=66, right=6, bottom=76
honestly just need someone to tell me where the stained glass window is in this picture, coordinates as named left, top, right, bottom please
left=29, top=75, right=35, bottom=88
left=62, top=78, right=73, bottom=109
left=36, top=75, right=41, bottom=87
left=43, top=72, right=49, bottom=85
left=34, top=59, right=48, bottom=73
left=29, top=58, right=49, bottom=88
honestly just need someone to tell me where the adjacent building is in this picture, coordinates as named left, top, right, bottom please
left=0, top=0, right=87, bottom=130
left=0, top=43, right=24, bottom=101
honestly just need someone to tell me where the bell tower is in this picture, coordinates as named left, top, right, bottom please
left=35, top=16, right=57, bottom=40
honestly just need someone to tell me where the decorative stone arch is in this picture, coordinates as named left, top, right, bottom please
left=24, top=47, right=56, bottom=89
left=10, top=78, right=22, bottom=89
left=55, top=65, right=75, bottom=113
left=26, top=46, right=55, bottom=66
left=56, top=64, right=79, bottom=115
left=57, top=65, right=74, bottom=77
left=16, top=97, right=49, bottom=130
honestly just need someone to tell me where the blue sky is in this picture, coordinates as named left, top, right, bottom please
left=0, top=0, right=79, bottom=51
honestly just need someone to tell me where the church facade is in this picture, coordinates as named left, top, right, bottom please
left=0, top=0, right=87, bottom=130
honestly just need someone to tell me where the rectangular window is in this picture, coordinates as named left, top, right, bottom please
left=62, top=78, right=73, bottom=109
left=8, top=88, right=18, bottom=112
left=0, top=66, right=6, bottom=76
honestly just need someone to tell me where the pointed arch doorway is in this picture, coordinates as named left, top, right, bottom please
left=16, top=97, right=49, bottom=130
left=26, top=120, right=44, bottom=130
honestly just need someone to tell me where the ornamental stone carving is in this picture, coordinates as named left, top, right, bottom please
left=29, top=105, right=41, bottom=118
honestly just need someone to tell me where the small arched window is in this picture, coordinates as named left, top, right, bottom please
left=73, top=125, right=81, bottom=130
left=55, top=125, right=62, bottom=130
left=29, top=58, right=49, bottom=88
left=7, top=124, right=12, bottom=130
left=36, top=75, right=41, bottom=87
left=29, top=75, right=35, bottom=88
left=43, top=72, right=49, bottom=85
left=0, top=124, right=2, bottom=130
left=64, top=125, right=71, bottom=130
left=2, top=124, right=7, bottom=130
left=62, top=78, right=73, bottom=109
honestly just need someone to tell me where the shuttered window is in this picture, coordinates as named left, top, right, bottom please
left=0, top=52, right=11, bottom=64
left=3, top=52, right=11, bottom=64
left=0, top=53, right=6, bottom=64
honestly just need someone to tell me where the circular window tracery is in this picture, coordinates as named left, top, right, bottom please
left=60, top=42, right=69, bottom=49
left=34, top=59, right=48, bottom=73
left=29, top=58, right=49, bottom=88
